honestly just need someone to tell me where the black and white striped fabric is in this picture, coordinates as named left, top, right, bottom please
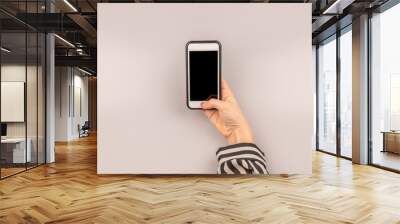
left=216, top=143, right=268, bottom=175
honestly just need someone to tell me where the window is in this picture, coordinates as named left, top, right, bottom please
left=317, top=26, right=353, bottom=158
left=390, top=74, right=400, bottom=130
left=371, top=3, right=400, bottom=171
left=317, top=36, right=337, bottom=154
left=339, top=28, right=352, bottom=158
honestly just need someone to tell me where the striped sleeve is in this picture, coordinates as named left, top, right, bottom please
left=216, top=143, right=268, bottom=175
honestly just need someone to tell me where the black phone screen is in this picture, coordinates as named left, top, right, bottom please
left=189, top=51, right=218, bottom=101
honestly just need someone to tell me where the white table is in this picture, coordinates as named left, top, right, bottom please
left=1, top=138, right=31, bottom=163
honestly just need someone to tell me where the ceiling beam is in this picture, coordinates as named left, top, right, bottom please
left=55, top=55, right=96, bottom=70
left=67, top=13, right=97, bottom=40
left=322, top=0, right=356, bottom=14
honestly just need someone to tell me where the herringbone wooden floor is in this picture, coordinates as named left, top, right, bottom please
left=1, top=135, right=400, bottom=224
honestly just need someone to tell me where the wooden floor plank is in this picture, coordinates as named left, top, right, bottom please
left=1, top=134, right=400, bottom=223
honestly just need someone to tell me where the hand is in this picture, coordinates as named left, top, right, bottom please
left=201, top=79, right=254, bottom=145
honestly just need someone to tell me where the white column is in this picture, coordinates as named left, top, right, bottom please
left=45, top=0, right=56, bottom=163
left=46, top=32, right=55, bottom=163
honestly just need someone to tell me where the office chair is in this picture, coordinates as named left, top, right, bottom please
left=79, top=121, right=90, bottom=138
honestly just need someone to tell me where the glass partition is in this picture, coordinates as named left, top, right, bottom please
left=0, top=1, right=46, bottom=179
left=0, top=31, right=28, bottom=177
left=27, top=31, right=38, bottom=169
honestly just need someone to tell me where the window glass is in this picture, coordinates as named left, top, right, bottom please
left=0, top=1, right=46, bottom=179
left=1, top=31, right=28, bottom=178
left=371, top=3, right=400, bottom=171
left=318, top=37, right=337, bottom=154
left=340, top=29, right=352, bottom=158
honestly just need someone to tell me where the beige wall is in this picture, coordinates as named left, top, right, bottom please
left=55, top=67, right=89, bottom=141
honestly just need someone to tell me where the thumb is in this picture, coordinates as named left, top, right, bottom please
left=201, top=99, right=224, bottom=110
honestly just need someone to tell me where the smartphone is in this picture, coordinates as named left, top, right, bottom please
left=186, top=41, right=221, bottom=109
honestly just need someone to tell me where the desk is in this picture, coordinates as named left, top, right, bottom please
left=382, top=131, right=400, bottom=154
left=1, top=138, right=31, bottom=163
